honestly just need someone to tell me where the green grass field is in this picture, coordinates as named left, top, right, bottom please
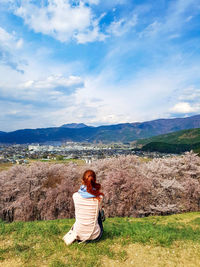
left=0, top=212, right=200, bottom=267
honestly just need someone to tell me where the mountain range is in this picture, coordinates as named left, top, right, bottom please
left=0, top=114, right=200, bottom=144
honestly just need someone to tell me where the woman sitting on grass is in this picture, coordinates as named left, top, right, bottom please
left=63, top=170, right=104, bottom=245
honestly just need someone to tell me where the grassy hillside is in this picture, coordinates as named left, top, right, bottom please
left=136, top=128, right=200, bottom=145
left=140, top=141, right=200, bottom=154
left=1, top=212, right=200, bottom=267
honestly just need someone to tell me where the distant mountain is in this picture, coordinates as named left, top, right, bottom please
left=0, top=114, right=200, bottom=144
left=60, top=123, right=88, bottom=129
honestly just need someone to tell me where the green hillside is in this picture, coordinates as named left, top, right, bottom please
left=0, top=213, right=200, bottom=267
left=141, top=141, right=200, bottom=154
left=135, top=128, right=200, bottom=154
left=136, top=128, right=200, bottom=146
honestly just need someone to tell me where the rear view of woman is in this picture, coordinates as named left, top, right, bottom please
left=63, top=170, right=104, bottom=245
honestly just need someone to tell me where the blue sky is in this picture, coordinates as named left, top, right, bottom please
left=0, top=0, right=200, bottom=131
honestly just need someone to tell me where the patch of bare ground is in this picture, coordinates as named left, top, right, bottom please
left=0, top=163, right=13, bottom=172
left=0, top=259, right=23, bottom=267
left=102, top=241, right=200, bottom=267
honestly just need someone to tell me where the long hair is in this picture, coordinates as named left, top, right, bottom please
left=82, top=170, right=104, bottom=199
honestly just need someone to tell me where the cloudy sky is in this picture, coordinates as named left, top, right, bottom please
left=0, top=0, right=200, bottom=131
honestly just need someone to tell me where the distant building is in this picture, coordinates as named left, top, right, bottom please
left=28, top=144, right=40, bottom=151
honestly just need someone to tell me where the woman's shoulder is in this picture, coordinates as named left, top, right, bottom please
left=72, top=192, right=79, bottom=199
left=73, top=192, right=99, bottom=203
left=73, top=192, right=89, bottom=200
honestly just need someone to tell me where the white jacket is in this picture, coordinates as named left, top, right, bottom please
left=72, top=192, right=101, bottom=241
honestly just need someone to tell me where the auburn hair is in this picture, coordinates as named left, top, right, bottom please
left=82, top=170, right=104, bottom=199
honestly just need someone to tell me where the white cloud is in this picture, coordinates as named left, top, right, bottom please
left=75, top=27, right=106, bottom=43
left=82, top=0, right=100, bottom=4
left=0, top=0, right=15, bottom=3
left=0, top=27, right=23, bottom=50
left=21, top=75, right=83, bottom=89
left=139, top=0, right=198, bottom=40
left=168, top=34, right=180, bottom=40
left=75, top=13, right=107, bottom=43
left=0, top=27, right=24, bottom=72
left=107, top=14, right=137, bottom=37
left=0, top=27, right=13, bottom=45
left=10, top=0, right=139, bottom=44
left=0, top=99, right=56, bottom=131
left=170, top=102, right=200, bottom=113
left=178, top=86, right=200, bottom=101
left=139, top=20, right=161, bottom=38
left=0, top=72, right=84, bottom=110
left=14, top=0, right=105, bottom=43
left=16, top=38, right=23, bottom=49
left=186, top=15, right=193, bottom=22
left=60, top=68, right=176, bottom=126
left=64, top=57, right=200, bottom=127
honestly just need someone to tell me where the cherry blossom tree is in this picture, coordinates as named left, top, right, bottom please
left=0, top=152, right=199, bottom=222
